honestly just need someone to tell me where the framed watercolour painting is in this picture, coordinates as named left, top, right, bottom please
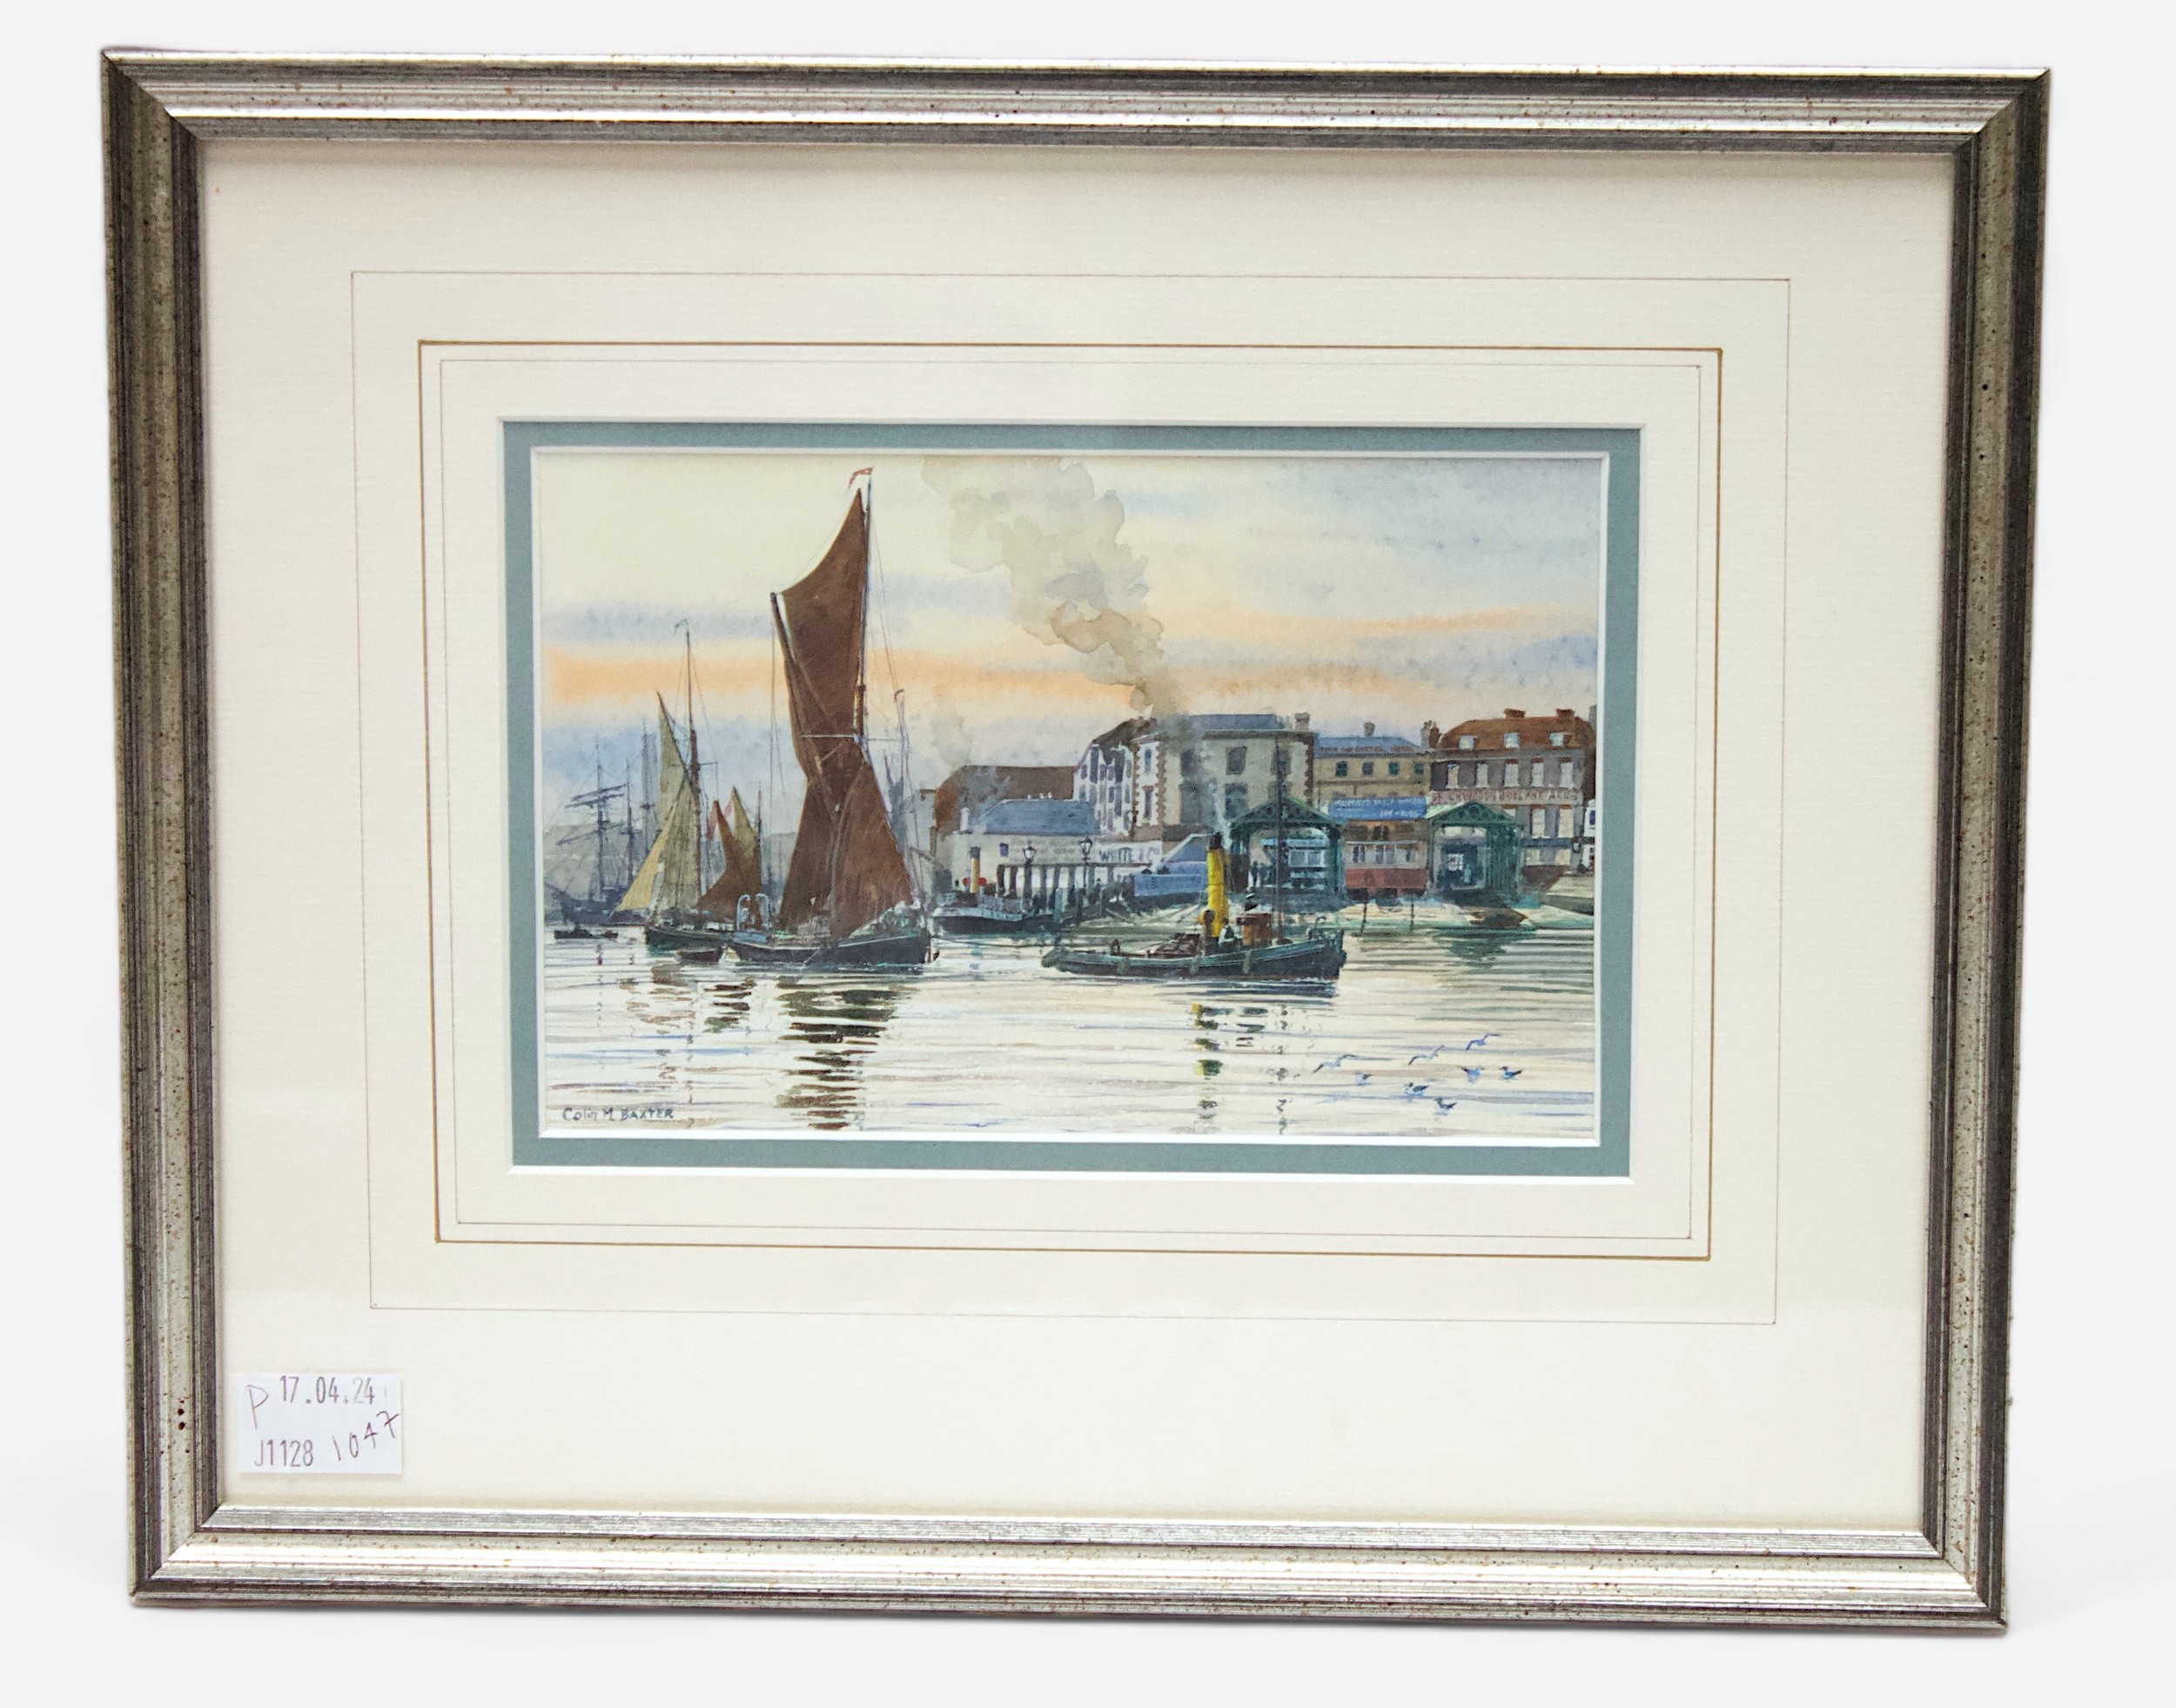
left=107, top=57, right=2041, bottom=1624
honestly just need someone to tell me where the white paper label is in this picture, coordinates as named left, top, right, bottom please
left=237, top=1374, right=403, bottom=1474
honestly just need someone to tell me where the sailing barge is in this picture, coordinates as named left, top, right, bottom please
left=1044, top=831, right=1345, bottom=980
left=615, top=633, right=767, bottom=959
left=730, top=481, right=931, bottom=971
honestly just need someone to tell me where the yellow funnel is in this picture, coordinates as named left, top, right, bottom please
left=1205, top=834, right=1229, bottom=938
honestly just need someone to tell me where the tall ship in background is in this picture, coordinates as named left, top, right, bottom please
left=731, top=477, right=930, bottom=969
left=544, top=759, right=635, bottom=932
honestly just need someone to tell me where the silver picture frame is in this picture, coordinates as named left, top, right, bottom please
left=106, top=54, right=2044, bottom=1624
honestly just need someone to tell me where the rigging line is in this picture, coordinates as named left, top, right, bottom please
left=768, top=602, right=782, bottom=839
left=865, top=467, right=904, bottom=707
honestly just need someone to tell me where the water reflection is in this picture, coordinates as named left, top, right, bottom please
left=541, top=904, right=1595, bottom=1141
left=774, top=977, right=905, bottom=1129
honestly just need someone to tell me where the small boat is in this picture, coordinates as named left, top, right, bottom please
left=933, top=897, right=1058, bottom=937
left=1044, top=832, right=1345, bottom=981
left=552, top=925, right=598, bottom=942
left=643, top=918, right=731, bottom=955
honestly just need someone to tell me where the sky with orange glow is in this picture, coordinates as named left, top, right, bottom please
left=534, top=449, right=1602, bottom=825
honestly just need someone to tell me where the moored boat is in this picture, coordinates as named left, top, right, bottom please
left=726, top=478, right=932, bottom=972
left=645, top=918, right=731, bottom=954
left=933, top=897, right=1058, bottom=937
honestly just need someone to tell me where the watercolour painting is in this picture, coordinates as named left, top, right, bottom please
left=514, top=427, right=1635, bottom=1175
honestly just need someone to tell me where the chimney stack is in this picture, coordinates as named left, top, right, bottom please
left=1363, top=721, right=1376, bottom=737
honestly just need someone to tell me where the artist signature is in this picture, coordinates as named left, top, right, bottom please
left=560, top=1104, right=677, bottom=1123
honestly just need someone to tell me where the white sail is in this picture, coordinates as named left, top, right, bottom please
left=615, top=699, right=699, bottom=917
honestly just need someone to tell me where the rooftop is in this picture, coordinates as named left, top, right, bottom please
left=1439, top=708, right=1595, bottom=750
left=1148, top=712, right=1287, bottom=737
left=973, top=797, right=1101, bottom=837
left=1317, top=732, right=1424, bottom=755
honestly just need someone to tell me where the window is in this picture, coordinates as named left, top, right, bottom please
left=1457, top=735, right=1475, bottom=751
left=1504, top=732, right=1521, bottom=750
left=1333, top=760, right=1349, bottom=777
left=998, top=843, right=1010, bottom=857
left=1532, top=808, right=1549, bottom=837
left=1360, top=761, right=1375, bottom=777
left=1224, top=783, right=1248, bottom=817
left=1549, top=731, right=1568, bottom=748
left=1179, top=749, right=1200, bottom=776
left=1559, top=761, right=1577, bottom=787
left=1429, top=762, right=1450, bottom=789
left=1530, top=762, right=1547, bottom=786
left=1225, top=746, right=1246, bottom=775
left=1387, top=761, right=1400, bottom=776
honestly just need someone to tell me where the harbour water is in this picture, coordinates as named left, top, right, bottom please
left=541, top=904, right=1595, bottom=1144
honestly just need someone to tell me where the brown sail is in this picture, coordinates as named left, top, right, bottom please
left=695, top=793, right=763, bottom=920
left=774, top=491, right=914, bottom=938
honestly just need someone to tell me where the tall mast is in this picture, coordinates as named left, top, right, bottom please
left=683, top=626, right=701, bottom=903
left=592, top=754, right=608, bottom=905
left=1273, top=737, right=1286, bottom=931
left=854, top=468, right=872, bottom=743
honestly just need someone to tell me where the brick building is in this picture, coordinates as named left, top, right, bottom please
left=1426, top=707, right=1595, bottom=870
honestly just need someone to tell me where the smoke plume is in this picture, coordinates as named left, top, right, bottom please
left=925, top=694, right=976, bottom=770
left=922, top=458, right=1179, bottom=714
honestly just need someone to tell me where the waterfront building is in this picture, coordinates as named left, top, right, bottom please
left=1073, top=711, right=1317, bottom=836
left=1425, top=707, right=1595, bottom=871
left=946, top=795, right=1120, bottom=904
left=1314, top=723, right=1429, bottom=802
left=928, top=763, right=1076, bottom=884
left=1425, top=799, right=1525, bottom=907
left=1323, top=796, right=1431, bottom=898
left=1226, top=792, right=1344, bottom=911
left=1072, top=716, right=1151, bottom=837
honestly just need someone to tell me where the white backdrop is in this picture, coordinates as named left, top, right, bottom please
left=2, top=3, right=2166, bottom=1702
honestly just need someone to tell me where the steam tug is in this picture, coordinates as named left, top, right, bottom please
left=1041, top=831, right=1346, bottom=980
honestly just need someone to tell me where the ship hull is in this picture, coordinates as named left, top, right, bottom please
left=730, top=927, right=933, bottom=969
left=934, top=905, right=1057, bottom=937
left=643, top=919, right=729, bottom=954
left=1043, top=930, right=1346, bottom=980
